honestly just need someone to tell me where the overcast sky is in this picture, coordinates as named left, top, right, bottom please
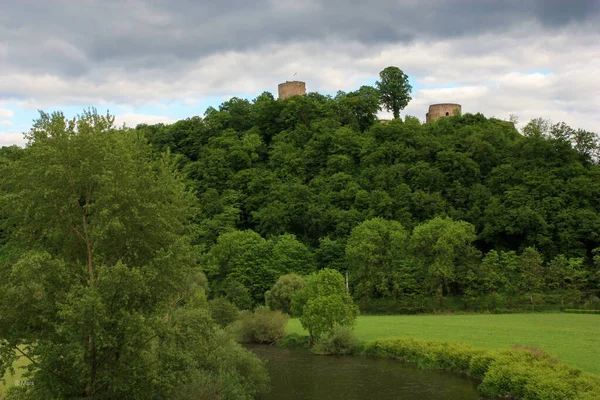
left=1, top=0, right=599, bottom=146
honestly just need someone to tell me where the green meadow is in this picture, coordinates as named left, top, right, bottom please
left=1, top=356, right=27, bottom=398
left=287, top=313, right=600, bottom=374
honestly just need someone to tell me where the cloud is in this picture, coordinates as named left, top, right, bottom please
left=0, top=120, right=13, bottom=126
left=0, top=107, right=14, bottom=118
left=0, top=0, right=599, bottom=147
left=0, top=130, right=26, bottom=147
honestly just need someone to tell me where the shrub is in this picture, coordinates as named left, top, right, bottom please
left=276, top=333, right=311, bottom=348
left=362, top=337, right=600, bottom=400
left=301, top=294, right=359, bottom=340
left=265, top=273, right=305, bottom=315
left=312, top=325, right=362, bottom=355
left=292, top=269, right=359, bottom=340
left=208, top=297, right=239, bottom=327
left=233, top=306, right=289, bottom=344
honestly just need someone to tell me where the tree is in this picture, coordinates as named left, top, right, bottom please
left=410, top=217, right=478, bottom=307
left=376, top=66, right=412, bottom=119
left=345, top=218, right=409, bottom=300
left=268, top=233, right=315, bottom=276
left=265, top=273, right=306, bottom=315
left=0, top=110, right=267, bottom=399
left=292, top=269, right=358, bottom=340
left=203, top=229, right=273, bottom=305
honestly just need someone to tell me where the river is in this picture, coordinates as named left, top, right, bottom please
left=247, top=344, right=481, bottom=400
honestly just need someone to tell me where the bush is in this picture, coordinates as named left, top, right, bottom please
left=312, top=325, right=362, bottom=355
left=292, top=269, right=359, bottom=340
left=265, top=273, right=305, bottom=315
left=233, top=306, right=289, bottom=344
left=362, top=337, right=600, bottom=400
left=276, top=333, right=311, bottom=348
left=300, top=294, right=359, bottom=340
left=208, top=297, right=239, bottom=327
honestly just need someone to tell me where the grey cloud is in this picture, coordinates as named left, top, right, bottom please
left=1, top=0, right=599, bottom=83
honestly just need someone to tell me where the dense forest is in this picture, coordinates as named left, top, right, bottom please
left=127, top=86, right=600, bottom=313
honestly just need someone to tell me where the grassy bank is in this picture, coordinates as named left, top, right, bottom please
left=0, top=356, right=27, bottom=399
left=286, top=313, right=600, bottom=374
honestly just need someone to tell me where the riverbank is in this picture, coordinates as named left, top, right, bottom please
left=277, top=331, right=600, bottom=399
left=287, top=313, right=600, bottom=374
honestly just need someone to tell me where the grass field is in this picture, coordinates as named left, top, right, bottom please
left=287, top=313, right=600, bottom=374
left=0, top=355, right=27, bottom=398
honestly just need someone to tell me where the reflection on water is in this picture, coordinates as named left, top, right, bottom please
left=247, top=344, right=481, bottom=400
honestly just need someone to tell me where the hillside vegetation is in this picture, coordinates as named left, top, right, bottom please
left=132, top=89, right=600, bottom=313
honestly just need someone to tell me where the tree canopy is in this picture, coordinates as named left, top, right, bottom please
left=376, top=66, right=413, bottom=119
left=0, top=110, right=267, bottom=399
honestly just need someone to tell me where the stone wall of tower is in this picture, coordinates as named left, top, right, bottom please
left=278, top=81, right=306, bottom=99
left=426, top=103, right=462, bottom=123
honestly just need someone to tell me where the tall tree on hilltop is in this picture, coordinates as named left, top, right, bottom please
left=376, top=66, right=412, bottom=119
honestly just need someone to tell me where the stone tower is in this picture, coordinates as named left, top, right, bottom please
left=426, top=103, right=462, bottom=123
left=278, top=81, right=306, bottom=99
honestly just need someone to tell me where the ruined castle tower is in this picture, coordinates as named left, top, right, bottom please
left=278, top=81, right=306, bottom=99
left=426, top=103, right=462, bottom=123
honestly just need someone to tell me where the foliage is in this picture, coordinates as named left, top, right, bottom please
left=265, top=273, right=305, bottom=315
left=204, top=230, right=273, bottom=305
left=292, top=269, right=359, bottom=340
left=564, top=309, right=600, bottom=314
left=233, top=306, right=289, bottom=344
left=139, top=93, right=600, bottom=312
left=0, top=110, right=267, bottom=399
left=363, top=338, right=600, bottom=400
left=346, top=218, right=411, bottom=300
left=208, top=297, right=239, bottom=327
left=410, top=217, right=478, bottom=307
left=274, top=333, right=311, bottom=349
left=311, top=325, right=362, bottom=355
left=376, top=66, right=412, bottom=119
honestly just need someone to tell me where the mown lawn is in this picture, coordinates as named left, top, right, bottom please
left=287, top=313, right=600, bottom=374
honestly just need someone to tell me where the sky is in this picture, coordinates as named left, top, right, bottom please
left=1, top=0, right=599, bottom=147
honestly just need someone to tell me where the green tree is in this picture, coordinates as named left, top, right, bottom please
left=292, top=269, right=359, bottom=340
left=410, top=217, right=478, bottom=307
left=376, top=66, right=412, bottom=119
left=268, top=233, right=315, bottom=276
left=346, top=218, right=409, bottom=300
left=204, top=230, right=273, bottom=304
left=265, top=273, right=305, bottom=315
left=0, top=110, right=267, bottom=399
left=518, top=247, right=545, bottom=294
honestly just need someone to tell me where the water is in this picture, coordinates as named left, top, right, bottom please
left=247, top=344, right=481, bottom=400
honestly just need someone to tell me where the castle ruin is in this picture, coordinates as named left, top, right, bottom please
left=278, top=81, right=306, bottom=99
left=426, top=103, right=462, bottom=123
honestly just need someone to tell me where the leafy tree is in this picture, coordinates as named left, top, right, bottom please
left=336, top=85, right=381, bottom=131
left=346, top=218, right=410, bottom=300
left=518, top=247, right=545, bottom=294
left=208, top=297, right=239, bottom=327
left=292, top=269, right=358, bottom=340
left=0, top=110, right=267, bottom=399
left=265, top=273, right=305, bottom=315
left=204, top=230, right=273, bottom=304
left=410, top=217, right=478, bottom=307
left=268, top=233, right=315, bottom=276
left=376, top=66, right=412, bottom=119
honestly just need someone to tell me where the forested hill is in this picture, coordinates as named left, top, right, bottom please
left=134, top=90, right=600, bottom=311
